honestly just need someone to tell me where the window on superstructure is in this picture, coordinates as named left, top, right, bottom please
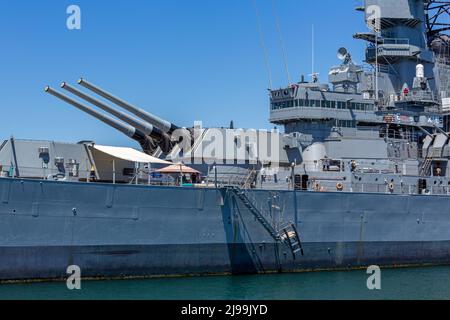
left=336, top=120, right=357, bottom=128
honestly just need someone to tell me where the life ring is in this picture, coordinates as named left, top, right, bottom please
left=388, top=183, right=395, bottom=192
left=336, top=183, right=344, bottom=191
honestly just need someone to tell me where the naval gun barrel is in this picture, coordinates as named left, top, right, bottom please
left=60, top=82, right=163, bottom=138
left=78, top=78, right=179, bottom=134
left=45, top=86, right=149, bottom=144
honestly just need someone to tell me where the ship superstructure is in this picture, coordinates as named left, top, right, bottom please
left=268, top=0, right=450, bottom=195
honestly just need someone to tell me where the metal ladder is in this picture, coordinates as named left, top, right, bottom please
left=279, top=223, right=304, bottom=258
left=242, top=169, right=257, bottom=189
left=0, top=140, right=7, bottom=152
left=230, top=186, right=304, bottom=259
left=419, top=157, right=433, bottom=177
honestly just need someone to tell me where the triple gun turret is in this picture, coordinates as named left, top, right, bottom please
left=45, top=79, right=180, bottom=156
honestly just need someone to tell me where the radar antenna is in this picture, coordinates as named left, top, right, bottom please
left=337, top=47, right=352, bottom=64
left=425, top=0, right=450, bottom=39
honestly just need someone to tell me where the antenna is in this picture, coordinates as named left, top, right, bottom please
left=312, top=24, right=315, bottom=76
left=310, top=24, right=319, bottom=83
left=251, top=0, right=273, bottom=90
left=425, top=1, right=450, bottom=39
left=272, top=0, right=292, bottom=85
left=337, top=47, right=352, bottom=65
left=337, top=47, right=348, bottom=60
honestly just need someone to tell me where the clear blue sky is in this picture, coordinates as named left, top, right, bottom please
left=0, top=0, right=366, bottom=148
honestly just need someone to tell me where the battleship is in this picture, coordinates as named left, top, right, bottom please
left=1, top=0, right=450, bottom=281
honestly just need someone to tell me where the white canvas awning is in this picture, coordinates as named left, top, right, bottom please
left=91, top=145, right=172, bottom=165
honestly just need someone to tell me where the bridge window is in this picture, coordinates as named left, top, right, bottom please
left=271, top=98, right=375, bottom=112
left=336, top=120, right=357, bottom=128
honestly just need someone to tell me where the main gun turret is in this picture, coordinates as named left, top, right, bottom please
left=45, top=79, right=177, bottom=155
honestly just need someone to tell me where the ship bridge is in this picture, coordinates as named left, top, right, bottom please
left=269, top=86, right=376, bottom=127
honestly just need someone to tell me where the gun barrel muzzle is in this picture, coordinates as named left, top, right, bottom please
left=45, top=86, right=139, bottom=139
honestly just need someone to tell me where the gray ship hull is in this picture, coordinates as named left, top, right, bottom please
left=1, top=177, right=450, bottom=281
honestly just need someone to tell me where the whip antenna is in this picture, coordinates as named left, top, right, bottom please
left=251, top=0, right=273, bottom=90
left=272, top=0, right=292, bottom=85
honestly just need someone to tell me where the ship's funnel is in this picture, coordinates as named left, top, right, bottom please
left=78, top=78, right=179, bottom=134
left=45, top=86, right=152, bottom=148
left=60, top=82, right=162, bottom=138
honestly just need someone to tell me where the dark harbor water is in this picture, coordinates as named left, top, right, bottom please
left=1, top=266, right=450, bottom=300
